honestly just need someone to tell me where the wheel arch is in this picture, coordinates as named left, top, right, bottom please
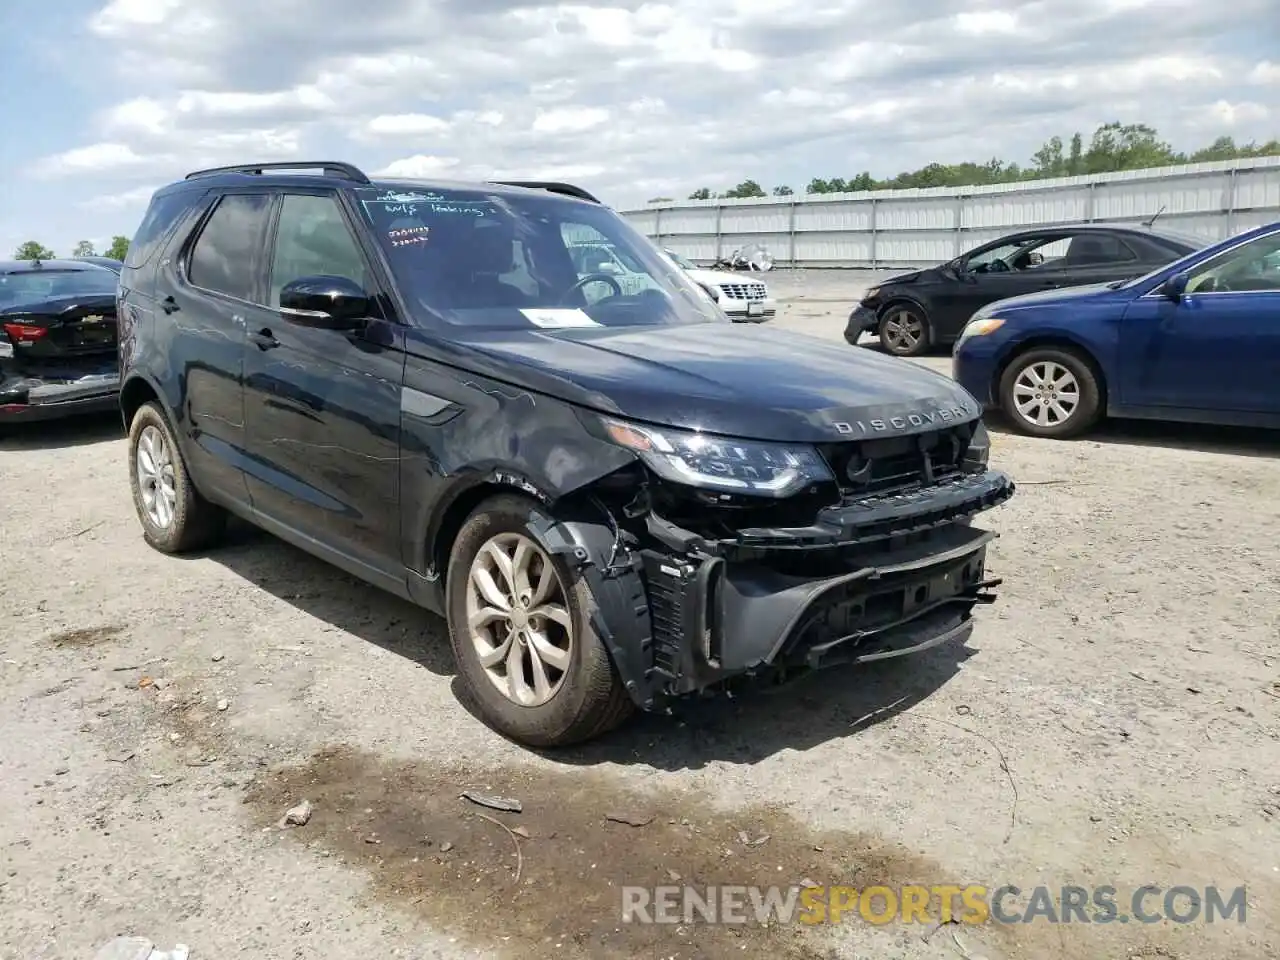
left=119, top=373, right=162, bottom=431
left=877, top=295, right=930, bottom=324
left=993, top=336, right=1110, bottom=413
left=424, top=475, right=555, bottom=588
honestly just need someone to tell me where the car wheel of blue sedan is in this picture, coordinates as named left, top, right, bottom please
left=998, top=347, right=1103, bottom=439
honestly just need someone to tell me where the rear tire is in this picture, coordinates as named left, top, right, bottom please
left=127, top=401, right=226, bottom=552
left=446, top=494, right=634, bottom=748
left=878, top=303, right=930, bottom=357
left=998, top=347, right=1103, bottom=439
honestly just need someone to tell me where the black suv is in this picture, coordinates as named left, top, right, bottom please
left=117, top=161, right=1016, bottom=747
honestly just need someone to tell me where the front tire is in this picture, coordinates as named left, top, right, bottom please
left=445, top=494, right=633, bottom=747
left=127, top=401, right=226, bottom=552
left=878, top=304, right=930, bottom=357
left=998, top=347, right=1103, bottom=439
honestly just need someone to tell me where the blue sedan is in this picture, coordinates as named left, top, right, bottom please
left=951, top=220, right=1280, bottom=438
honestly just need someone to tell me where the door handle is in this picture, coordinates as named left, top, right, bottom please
left=250, top=328, right=280, bottom=350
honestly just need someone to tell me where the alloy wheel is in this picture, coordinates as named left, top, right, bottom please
left=883, top=310, right=924, bottom=353
left=465, top=532, right=573, bottom=707
left=1012, top=360, right=1081, bottom=428
left=136, top=424, right=177, bottom=529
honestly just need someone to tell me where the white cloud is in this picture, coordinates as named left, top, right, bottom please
left=80, top=185, right=160, bottom=210
left=34, top=143, right=157, bottom=178
left=953, top=10, right=1021, bottom=35
left=9, top=0, right=1278, bottom=254
left=361, top=114, right=452, bottom=138
left=375, top=155, right=461, bottom=178
left=1249, top=61, right=1280, bottom=85
left=531, top=107, right=610, bottom=134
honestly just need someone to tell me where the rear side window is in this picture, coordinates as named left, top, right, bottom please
left=1063, top=233, right=1138, bottom=264
left=125, top=189, right=197, bottom=269
left=187, top=194, right=272, bottom=301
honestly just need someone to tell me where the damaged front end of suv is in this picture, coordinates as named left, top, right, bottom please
left=524, top=406, right=1014, bottom=713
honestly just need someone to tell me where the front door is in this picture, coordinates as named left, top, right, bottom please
left=935, top=235, right=1061, bottom=335
left=1118, top=229, right=1280, bottom=414
left=241, top=190, right=406, bottom=578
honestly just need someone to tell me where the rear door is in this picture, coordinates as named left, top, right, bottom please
left=241, top=189, right=406, bottom=580
left=162, top=191, right=273, bottom=504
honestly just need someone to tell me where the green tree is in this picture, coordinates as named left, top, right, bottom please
left=1083, top=122, right=1178, bottom=173
left=687, top=187, right=712, bottom=200
left=1067, top=133, right=1084, bottom=175
left=772, top=185, right=794, bottom=196
left=14, top=240, right=55, bottom=260
left=701, top=122, right=1280, bottom=200
left=721, top=179, right=766, bottom=199
left=73, top=239, right=97, bottom=257
left=104, top=236, right=130, bottom=261
left=646, top=196, right=675, bottom=204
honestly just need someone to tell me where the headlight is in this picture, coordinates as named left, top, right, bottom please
left=962, top=420, right=991, bottom=472
left=598, top=416, right=833, bottom=498
left=955, top=317, right=1005, bottom=346
left=862, top=286, right=880, bottom=301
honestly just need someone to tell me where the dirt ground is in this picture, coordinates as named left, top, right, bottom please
left=3, top=269, right=1279, bottom=960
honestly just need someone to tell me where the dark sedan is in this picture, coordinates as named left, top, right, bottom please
left=0, top=259, right=120, bottom=423
left=846, top=223, right=1207, bottom=356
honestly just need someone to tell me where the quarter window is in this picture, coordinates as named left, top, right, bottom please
left=270, top=194, right=371, bottom=307
left=187, top=194, right=272, bottom=301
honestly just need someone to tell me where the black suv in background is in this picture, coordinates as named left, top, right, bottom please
left=117, top=162, right=1016, bottom=747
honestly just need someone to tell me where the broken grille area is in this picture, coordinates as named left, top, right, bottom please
left=818, top=426, right=969, bottom=498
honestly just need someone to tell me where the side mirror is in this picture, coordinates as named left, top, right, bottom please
left=597, top=261, right=621, bottom=275
left=1161, top=271, right=1189, bottom=301
left=278, top=275, right=370, bottom=329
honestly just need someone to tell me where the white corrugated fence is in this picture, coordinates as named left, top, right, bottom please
left=620, top=156, right=1280, bottom=268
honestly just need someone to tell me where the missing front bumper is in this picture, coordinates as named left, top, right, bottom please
left=636, top=523, right=999, bottom=700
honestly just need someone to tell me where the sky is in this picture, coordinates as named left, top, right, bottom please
left=1, top=0, right=1277, bottom=258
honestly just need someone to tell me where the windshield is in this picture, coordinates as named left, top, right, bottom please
left=0, top=267, right=118, bottom=307
left=356, top=185, right=723, bottom=330
left=664, top=249, right=696, bottom=270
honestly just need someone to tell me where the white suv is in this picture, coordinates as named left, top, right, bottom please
left=661, top=249, right=776, bottom=322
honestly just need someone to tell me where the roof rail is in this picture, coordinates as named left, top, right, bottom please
left=184, top=161, right=371, bottom=184
left=489, top=180, right=601, bottom=204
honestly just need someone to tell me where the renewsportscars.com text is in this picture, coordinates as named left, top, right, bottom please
left=620, top=884, right=1247, bottom=926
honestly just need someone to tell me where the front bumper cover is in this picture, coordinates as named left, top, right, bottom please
left=530, top=470, right=1015, bottom=710
left=845, top=304, right=878, bottom=342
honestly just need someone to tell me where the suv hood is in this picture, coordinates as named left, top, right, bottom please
left=411, top=322, right=980, bottom=443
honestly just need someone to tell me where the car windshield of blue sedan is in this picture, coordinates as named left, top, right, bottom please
left=355, top=186, right=723, bottom=330
left=0, top=268, right=118, bottom=307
